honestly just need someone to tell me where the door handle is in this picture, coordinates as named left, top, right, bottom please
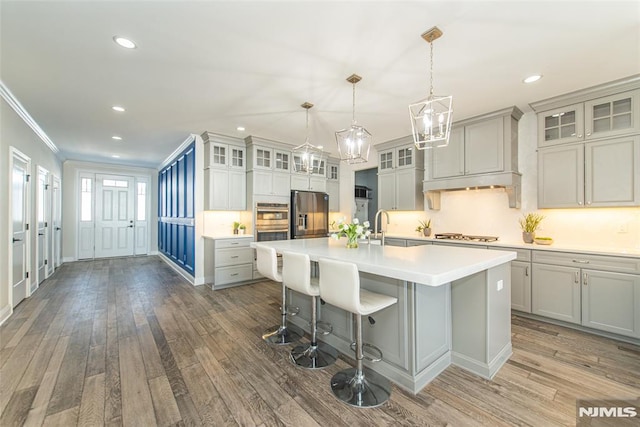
left=128, top=225, right=134, bottom=228
left=12, top=238, right=22, bottom=243
left=38, top=233, right=44, bottom=236
left=55, top=227, right=61, bottom=231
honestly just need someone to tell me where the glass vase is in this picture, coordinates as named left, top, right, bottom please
left=346, top=235, right=359, bottom=249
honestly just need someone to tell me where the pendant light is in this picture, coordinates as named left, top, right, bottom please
left=335, top=74, right=371, bottom=164
left=408, top=26, right=453, bottom=149
left=292, top=102, right=324, bottom=174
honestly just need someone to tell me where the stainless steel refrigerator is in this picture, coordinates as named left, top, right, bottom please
left=290, top=190, right=329, bottom=239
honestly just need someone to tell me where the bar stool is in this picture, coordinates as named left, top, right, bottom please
left=318, top=258, right=398, bottom=408
left=282, top=251, right=338, bottom=369
left=256, top=245, right=303, bottom=345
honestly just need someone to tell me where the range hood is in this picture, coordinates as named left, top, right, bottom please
left=423, top=171, right=521, bottom=210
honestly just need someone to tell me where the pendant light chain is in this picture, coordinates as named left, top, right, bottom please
left=352, top=81, right=357, bottom=124
left=305, top=107, right=310, bottom=141
left=429, top=40, right=434, bottom=98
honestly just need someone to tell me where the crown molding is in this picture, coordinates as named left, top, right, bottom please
left=0, top=80, right=62, bottom=157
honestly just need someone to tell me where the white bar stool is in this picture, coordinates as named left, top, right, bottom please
left=282, top=251, right=338, bottom=369
left=256, top=246, right=303, bottom=345
left=318, top=258, right=398, bottom=408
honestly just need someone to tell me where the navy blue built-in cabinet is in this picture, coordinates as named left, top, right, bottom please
left=159, top=142, right=195, bottom=275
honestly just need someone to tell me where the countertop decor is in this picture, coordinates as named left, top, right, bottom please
left=330, top=217, right=371, bottom=248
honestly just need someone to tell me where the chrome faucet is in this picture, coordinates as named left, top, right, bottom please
left=374, top=209, right=390, bottom=246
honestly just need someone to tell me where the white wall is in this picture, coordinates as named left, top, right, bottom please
left=1, top=97, right=62, bottom=323
left=62, top=160, right=158, bottom=261
left=339, top=112, right=640, bottom=250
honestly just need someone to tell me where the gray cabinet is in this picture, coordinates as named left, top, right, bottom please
left=202, top=132, right=247, bottom=211
left=510, top=261, right=531, bottom=313
left=383, top=237, right=407, bottom=247
left=248, top=170, right=290, bottom=197
left=538, top=135, right=640, bottom=208
left=291, top=174, right=327, bottom=192
left=432, top=126, right=464, bottom=178
left=377, top=137, right=425, bottom=211
left=581, top=269, right=640, bottom=338
left=326, top=161, right=340, bottom=212
left=212, top=237, right=255, bottom=289
left=531, top=263, right=581, bottom=324
left=537, top=89, right=640, bottom=147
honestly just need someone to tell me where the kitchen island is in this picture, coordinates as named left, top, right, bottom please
left=252, top=238, right=517, bottom=394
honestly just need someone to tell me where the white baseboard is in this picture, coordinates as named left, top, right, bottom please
left=194, top=275, right=214, bottom=286
left=157, top=253, right=195, bottom=285
left=62, top=257, right=75, bottom=263
left=29, top=280, right=38, bottom=294
left=0, top=304, right=12, bottom=326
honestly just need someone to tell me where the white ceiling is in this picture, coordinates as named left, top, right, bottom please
left=1, top=1, right=639, bottom=168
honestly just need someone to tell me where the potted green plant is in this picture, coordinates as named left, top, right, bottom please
left=415, top=219, right=432, bottom=237
left=518, top=213, right=544, bottom=243
left=233, top=221, right=241, bottom=235
left=238, top=224, right=246, bottom=235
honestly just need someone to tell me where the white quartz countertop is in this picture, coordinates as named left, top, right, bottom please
left=251, top=237, right=516, bottom=287
left=203, top=234, right=253, bottom=240
left=386, top=233, right=640, bottom=258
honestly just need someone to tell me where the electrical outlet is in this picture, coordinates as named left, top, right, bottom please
left=618, top=223, right=629, bottom=233
left=497, top=280, right=503, bottom=291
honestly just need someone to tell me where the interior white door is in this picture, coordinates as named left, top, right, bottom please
left=11, top=151, right=30, bottom=307
left=37, top=167, right=50, bottom=284
left=52, top=175, right=62, bottom=268
left=95, top=174, right=135, bottom=258
left=134, top=178, right=149, bottom=255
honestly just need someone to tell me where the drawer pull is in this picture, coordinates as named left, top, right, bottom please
left=583, top=272, right=588, bottom=285
left=572, top=259, right=590, bottom=264
left=525, top=266, right=529, bottom=277
left=574, top=272, right=579, bottom=283
left=231, top=242, right=239, bottom=245
left=230, top=273, right=239, bottom=277
left=230, top=256, right=239, bottom=259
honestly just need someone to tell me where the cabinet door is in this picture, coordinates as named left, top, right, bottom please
left=327, top=181, right=340, bottom=212
left=274, top=150, right=290, bottom=172
left=465, top=117, right=504, bottom=174
left=511, top=261, right=531, bottom=313
left=582, top=269, right=640, bottom=338
left=208, top=169, right=229, bottom=210
left=538, top=104, right=584, bottom=147
left=319, top=302, right=352, bottom=342
left=396, top=146, right=414, bottom=169
left=384, top=238, right=407, bottom=247
left=272, top=172, right=291, bottom=197
left=432, top=126, right=464, bottom=178
left=288, top=290, right=313, bottom=324
left=254, top=147, right=272, bottom=169
left=228, top=170, right=246, bottom=210
left=379, top=150, right=394, bottom=172
left=585, top=90, right=640, bottom=140
left=378, top=173, right=396, bottom=210
left=252, top=170, right=273, bottom=195
left=538, top=144, right=584, bottom=208
left=395, top=169, right=420, bottom=210
left=210, top=143, right=228, bottom=168
left=532, top=264, right=581, bottom=324
left=229, top=147, right=245, bottom=169
left=309, top=177, right=326, bottom=192
left=328, top=163, right=339, bottom=181
left=290, top=174, right=309, bottom=191
left=585, top=136, right=640, bottom=207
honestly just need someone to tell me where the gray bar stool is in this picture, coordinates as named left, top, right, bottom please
left=282, top=251, right=338, bottom=369
left=318, top=258, right=398, bottom=408
left=256, top=245, right=303, bottom=345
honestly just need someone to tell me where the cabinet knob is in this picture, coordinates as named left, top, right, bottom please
left=587, top=201, right=592, bottom=205
left=577, top=134, right=583, bottom=138
left=574, top=272, right=579, bottom=283
left=586, top=131, right=591, bottom=136
left=578, top=202, right=583, bottom=205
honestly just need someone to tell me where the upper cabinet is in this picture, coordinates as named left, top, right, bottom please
left=532, top=77, right=640, bottom=208
left=537, top=89, right=640, bottom=148
left=326, top=160, right=340, bottom=212
left=245, top=136, right=293, bottom=204
left=202, top=132, right=246, bottom=211
left=376, top=136, right=424, bottom=211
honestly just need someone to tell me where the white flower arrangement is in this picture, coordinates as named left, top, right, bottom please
left=330, top=217, right=371, bottom=247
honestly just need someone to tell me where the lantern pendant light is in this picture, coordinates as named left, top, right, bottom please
left=335, top=74, right=371, bottom=164
left=292, top=102, right=324, bottom=174
left=408, top=26, right=453, bottom=149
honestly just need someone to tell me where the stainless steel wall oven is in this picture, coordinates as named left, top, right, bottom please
left=255, top=202, right=289, bottom=241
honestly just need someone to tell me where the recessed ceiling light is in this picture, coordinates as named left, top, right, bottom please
left=113, top=36, right=136, bottom=49
left=317, top=145, right=324, bottom=150
left=112, top=106, right=125, bottom=112
left=112, top=155, right=121, bottom=158
left=112, top=136, right=122, bottom=140
left=523, top=74, right=542, bottom=84
left=236, top=126, right=245, bottom=132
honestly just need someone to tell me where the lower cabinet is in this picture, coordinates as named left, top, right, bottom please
left=510, top=260, right=531, bottom=313
left=212, top=237, right=255, bottom=288
left=581, top=269, right=640, bottom=338
left=531, top=264, right=581, bottom=324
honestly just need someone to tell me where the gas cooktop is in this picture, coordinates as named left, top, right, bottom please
left=434, top=233, right=499, bottom=242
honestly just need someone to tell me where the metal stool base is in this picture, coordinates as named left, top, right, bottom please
left=262, top=324, right=304, bottom=345
left=290, top=342, right=338, bottom=369
left=330, top=367, right=392, bottom=408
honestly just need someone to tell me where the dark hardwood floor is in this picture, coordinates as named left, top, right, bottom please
left=1, top=256, right=638, bottom=426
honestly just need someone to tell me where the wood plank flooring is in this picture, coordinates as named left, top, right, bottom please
left=1, top=256, right=638, bottom=426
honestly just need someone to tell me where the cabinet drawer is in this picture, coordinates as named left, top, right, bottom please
left=495, top=246, right=531, bottom=262
left=532, top=250, right=640, bottom=274
left=406, top=239, right=432, bottom=247
left=215, top=238, right=252, bottom=249
left=215, top=264, right=253, bottom=285
left=215, top=248, right=254, bottom=267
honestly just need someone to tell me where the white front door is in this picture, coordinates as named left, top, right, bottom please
left=37, top=166, right=50, bottom=285
left=134, top=178, right=149, bottom=255
left=11, top=149, right=31, bottom=307
left=52, top=175, right=62, bottom=268
left=95, top=174, right=135, bottom=258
